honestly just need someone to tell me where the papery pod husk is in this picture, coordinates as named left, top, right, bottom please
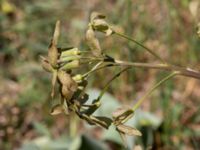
left=48, top=41, right=58, bottom=68
left=48, top=20, right=60, bottom=68
left=53, top=20, right=60, bottom=45
left=116, top=124, right=142, bottom=136
left=112, top=107, right=134, bottom=125
left=57, top=70, right=78, bottom=92
left=91, top=116, right=112, bottom=129
left=78, top=113, right=96, bottom=126
left=105, top=28, right=113, bottom=36
left=41, top=57, right=54, bottom=72
left=83, top=102, right=100, bottom=116
left=62, top=99, right=69, bottom=115
left=60, top=60, right=80, bottom=71
left=61, top=85, right=74, bottom=100
left=92, top=19, right=109, bottom=31
left=50, top=104, right=63, bottom=115
left=86, top=26, right=102, bottom=56
left=51, top=70, right=57, bottom=98
left=90, top=12, right=106, bottom=22
left=60, top=48, right=80, bottom=58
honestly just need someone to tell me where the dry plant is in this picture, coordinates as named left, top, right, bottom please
left=40, top=12, right=200, bottom=146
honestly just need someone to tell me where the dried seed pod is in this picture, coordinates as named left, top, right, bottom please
left=53, top=20, right=60, bottom=45
left=90, top=12, right=106, bottom=22
left=57, top=70, right=78, bottom=92
left=112, top=107, right=134, bottom=125
left=51, top=104, right=63, bottom=115
left=92, top=19, right=109, bottom=31
left=60, top=60, right=80, bottom=70
left=86, top=26, right=102, bottom=56
left=48, top=20, right=60, bottom=68
left=116, top=124, right=142, bottom=136
left=61, top=85, right=74, bottom=100
left=41, top=57, right=54, bottom=72
left=48, top=41, right=58, bottom=68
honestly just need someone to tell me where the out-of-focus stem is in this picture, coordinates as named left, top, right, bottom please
left=132, top=72, right=178, bottom=111
left=114, top=60, right=200, bottom=80
left=114, top=31, right=166, bottom=64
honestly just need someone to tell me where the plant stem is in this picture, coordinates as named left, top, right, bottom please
left=113, top=60, right=200, bottom=80
left=132, top=72, right=178, bottom=111
left=97, top=67, right=130, bottom=100
left=114, top=31, right=166, bottom=64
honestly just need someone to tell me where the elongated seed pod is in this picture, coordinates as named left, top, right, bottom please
left=116, top=124, right=142, bottom=136
left=86, top=26, right=102, bottom=57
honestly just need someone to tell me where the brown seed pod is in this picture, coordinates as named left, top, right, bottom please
left=61, top=85, right=74, bottom=100
left=112, top=107, right=134, bottom=125
left=57, top=70, right=78, bottom=92
left=92, top=19, right=109, bottom=31
left=41, top=57, right=54, bottom=72
left=90, top=12, right=106, bottom=22
left=116, top=124, right=142, bottom=136
left=86, top=26, right=102, bottom=57
left=48, top=20, right=60, bottom=68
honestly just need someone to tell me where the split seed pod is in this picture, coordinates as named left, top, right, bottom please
left=90, top=12, right=106, bottom=22
left=112, top=107, right=134, bottom=125
left=116, top=124, right=142, bottom=136
left=40, top=57, right=54, bottom=72
left=48, top=20, right=60, bottom=68
left=86, top=26, right=102, bottom=57
left=57, top=70, right=78, bottom=92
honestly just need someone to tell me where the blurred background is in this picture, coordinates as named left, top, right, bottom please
left=0, top=0, right=200, bottom=149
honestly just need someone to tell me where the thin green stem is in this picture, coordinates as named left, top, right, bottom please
left=132, top=72, right=178, bottom=111
left=114, top=31, right=166, bottom=64
left=97, top=67, right=130, bottom=100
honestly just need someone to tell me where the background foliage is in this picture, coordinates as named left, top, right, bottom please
left=0, top=0, right=200, bottom=149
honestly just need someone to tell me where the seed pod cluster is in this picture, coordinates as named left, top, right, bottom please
left=41, top=15, right=141, bottom=145
left=41, top=19, right=113, bottom=129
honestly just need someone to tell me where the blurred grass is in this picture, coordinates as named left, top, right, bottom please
left=0, top=0, right=200, bottom=149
